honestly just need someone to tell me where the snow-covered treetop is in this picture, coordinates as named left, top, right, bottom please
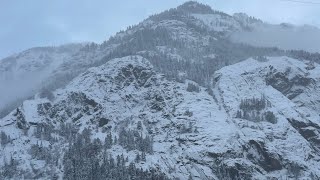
left=177, top=1, right=215, bottom=14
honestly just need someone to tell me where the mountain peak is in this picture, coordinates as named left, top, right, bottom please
left=177, top=1, right=214, bottom=14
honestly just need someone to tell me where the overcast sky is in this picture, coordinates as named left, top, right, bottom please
left=1, top=0, right=319, bottom=59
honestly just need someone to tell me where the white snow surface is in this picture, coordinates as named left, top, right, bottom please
left=1, top=55, right=320, bottom=179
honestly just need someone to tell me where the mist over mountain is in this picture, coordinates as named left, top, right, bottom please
left=0, top=1, right=320, bottom=179
left=231, top=23, right=320, bottom=53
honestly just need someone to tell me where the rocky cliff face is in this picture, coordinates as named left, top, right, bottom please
left=0, top=55, right=320, bottom=179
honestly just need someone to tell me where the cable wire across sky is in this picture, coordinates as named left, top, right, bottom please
left=279, top=0, right=320, bottom=4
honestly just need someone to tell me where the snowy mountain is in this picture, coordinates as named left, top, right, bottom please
left=1, top=55, right=320, bottom=179
left=1, top=1, right=320, bottom=179
left=2, top=1, right=319, bottom=118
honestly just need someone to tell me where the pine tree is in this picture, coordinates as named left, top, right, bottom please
left=105, top=132, right=113, bottom=149
left=141, top=152, right=146, bottom=162
left=188, top=122, right=193, bottom=133
left=137, top=121, right=143, bottom=130
left=135, top=153, right=141, bottom=163
left=114, top=136, right=118, bottom=144
left=236, top=110, right=242, bottom=118
left=0, top=131, right=9, bottom=146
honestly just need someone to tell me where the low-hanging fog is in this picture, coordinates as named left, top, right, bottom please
left=0, top=64, right=54, bottom=117
left=230, top=23, right=320, bottom=53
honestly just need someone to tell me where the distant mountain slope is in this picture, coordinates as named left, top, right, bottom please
left=0, top=42, right=115, bottom=117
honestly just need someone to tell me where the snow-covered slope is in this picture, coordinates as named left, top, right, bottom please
left=0, top=42, right=115, bottom=117
left=214, top=56, right=320, bottom=121
left=1, top=55, right=320, bottom=179
left=0, top=44, right=83, bottom=80
left=213, top=56, right=320, bottom=179
left=0, top=44, right=84, bottom=113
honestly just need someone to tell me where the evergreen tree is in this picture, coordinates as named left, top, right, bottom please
left=105, top=132, right=113, bottom=149
left=141, top=152, right=146, bottom=162
left=0, top=131, right=9, bottom=146
left=135, top=153, right=141, bottom=163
